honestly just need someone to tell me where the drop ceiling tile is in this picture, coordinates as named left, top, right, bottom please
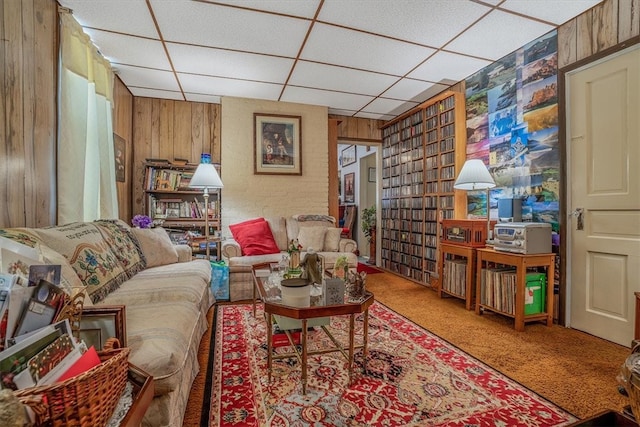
left=382, top=78, right=435, bottom=101
left=281, top=86, right=374, bottom=111
left=114, top=65, right=180, bottom=91
left=302, top=23, right=435, bottom=76
left=167, top=43, right=293, bottom=82
left=408, top=51, right=492, bottom=83
left=84, top=30, right=171, bottom=70
left=209, top=0, right=321, bottom=18
left=178, top=73, right=283, bottom=100
left=500, top=0, right=603, bottom=25
left=318, top=0, right=491, bottom=48
left=184, top=93, right=222, bottom=104
left=446, top=10, right=554, bottom=60
left=59, top=0, right=157, bottom=38
left=364, top=98, right=419, bottom=117
left=129, top=87, right=184, bottom=100
left=151, top=0, right=310, bottom=57
left=289, top=61, right=398, bottom=96
left=353, top=111, right=397, bottom=121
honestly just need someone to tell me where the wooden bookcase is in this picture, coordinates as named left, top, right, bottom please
left=143, top=161, right=221, bottom=259
left=380, top=91, right=466, bottom=286
left=438, top=243, right=476, bottom=310
left=475, top=248, right=555, bottom=331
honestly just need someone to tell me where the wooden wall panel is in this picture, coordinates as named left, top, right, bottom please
left=113, top=77, right=133, bottom=221
left=131, top=97, right=221, bottom=216
left=560, top=0, right=639, bottom=69
left=328, top=115, right=384, bottom=143
left=0, top=0, right=56, bottom=228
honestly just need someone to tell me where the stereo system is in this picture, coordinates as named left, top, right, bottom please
left=442, top=219, right=496, bottom=247
left=493, top=222, right=552, bottom=254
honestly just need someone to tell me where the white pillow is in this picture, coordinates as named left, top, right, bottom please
left=132, top=227, right=178, bottom=268
left=324, top=227, right=341, bottom=252
left=297, top=226, right=327, bottom=252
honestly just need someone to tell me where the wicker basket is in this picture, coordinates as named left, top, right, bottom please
left=621, top=344, right=640, bottom=421
left=14, top=344, right=130, bottom=427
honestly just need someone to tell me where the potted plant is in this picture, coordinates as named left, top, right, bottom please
left=361, top=205, right=376, bottom=264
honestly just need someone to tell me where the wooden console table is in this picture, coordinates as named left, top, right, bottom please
left=476, top=248, right=555, bottom=331
left=438, top=243, right=476, bottom=310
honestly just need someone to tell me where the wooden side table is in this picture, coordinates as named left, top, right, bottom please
left=476, top=248, right=555, bottom=331
left=438, top=243, right=476, bottom=310
left=120, top=364, right=154, bottom=426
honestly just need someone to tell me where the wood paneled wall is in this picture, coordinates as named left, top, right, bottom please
left=559, top=0, right=639, bottom=68
left=113, top=77, right=134, bottom=221
left=329, top=115, right=384, bottom=143
left=0, top=0, right=57, bottom=228
left=131, top=98, right=221, bottom=216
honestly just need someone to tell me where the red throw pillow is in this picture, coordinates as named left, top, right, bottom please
left=229, top=217, right=265, bottom=237
left=230, top=218, right=280, bottom=256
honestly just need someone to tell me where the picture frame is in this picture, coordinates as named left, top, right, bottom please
left=368, top=167, right=377, bottom=182
left=344, top=172, right=355, bottom=203
left=114, top=133, right=126, bottom=182
left=79, top=305, right=127, bottom=351
left=341, top=145, right=356, bottom=166
left=254, top=113, right=302, bottom=175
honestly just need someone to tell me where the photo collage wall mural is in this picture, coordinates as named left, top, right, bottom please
left=464, top=30, right=559, bottom=228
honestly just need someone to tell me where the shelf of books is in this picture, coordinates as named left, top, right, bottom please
left=380, top=91, right=466, bottom=287
left=143, top=161, right=221, bottom=260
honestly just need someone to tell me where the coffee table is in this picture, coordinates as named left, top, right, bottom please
left=252, top=263, right=374, bottom=394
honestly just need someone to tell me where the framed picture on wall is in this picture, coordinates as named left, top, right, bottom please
left=341, top=145, right=356, bottom=166
left=114, top=133, right=126, bottom=182
left=254, top=113, right=302, bottom=175
left=344, top=172, right=355, bottom=203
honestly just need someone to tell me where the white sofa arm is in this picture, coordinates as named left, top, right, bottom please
left=175, top=244, right=192, bottom=263
left=339, top=238, right=358, bottom=254
left=222, top=239, right=242, bottom=259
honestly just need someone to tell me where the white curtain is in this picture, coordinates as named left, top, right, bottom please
left=58, top=12, right=118, bottom=223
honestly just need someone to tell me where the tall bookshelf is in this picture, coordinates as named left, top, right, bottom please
left=380, top=91, right=466, bottom=286
left=143, top=161, right=221, bottom=259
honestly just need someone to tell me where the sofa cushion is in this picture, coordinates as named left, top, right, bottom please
left=124, top=301, right=202, bottom=396
left=297, top=226, right=327, bottom=252
left=266, top=217, right=288, bottom=251
left=33, top=222, right=127, bottom=304
left=131, top=227, right=178, bottom=268
left=0, top=228, right=85, bottom=297
left=94, top=219, right=146, bottom=277
left=230, top=219, right=279, bottom=256
left=324, top=227, right=342, bottom=252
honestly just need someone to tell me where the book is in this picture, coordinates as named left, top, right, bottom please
left=56, top=345, right=101, bottom=382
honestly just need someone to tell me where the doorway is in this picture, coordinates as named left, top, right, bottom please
left=337, top=143, right=379, bottom=261
left=566, top=45, right=640, bottom=347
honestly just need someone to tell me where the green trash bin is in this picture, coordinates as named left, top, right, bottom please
left=525, top=273, right=546, bottom=315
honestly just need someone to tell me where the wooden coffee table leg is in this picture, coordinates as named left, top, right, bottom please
left=362, top=308, right=369, bottom=371
left=348, top=314, right=355, bottom=385
left=301, top=319, right=308, bottom=394
left=267, top=313, right=273, bottom=383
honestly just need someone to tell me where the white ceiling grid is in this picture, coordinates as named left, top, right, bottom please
left=59, top=0, right=603, bottom=120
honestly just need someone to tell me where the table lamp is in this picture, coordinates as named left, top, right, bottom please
left=453, top=159, right=496, bottom=242
left=189, top=154, right=223, bottom=259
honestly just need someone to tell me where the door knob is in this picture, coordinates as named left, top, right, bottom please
left=570, top=208, right=584, bottom=230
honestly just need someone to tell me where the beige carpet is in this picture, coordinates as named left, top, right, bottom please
left=183, top=272, right=632, bottom=426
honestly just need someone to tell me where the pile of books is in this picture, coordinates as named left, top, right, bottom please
left=0, top=245, right=102, bottom=397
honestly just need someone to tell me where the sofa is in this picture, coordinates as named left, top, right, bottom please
left=0, top=220, right=213, bottom=427
left=221, top=215, right=358, bottom=301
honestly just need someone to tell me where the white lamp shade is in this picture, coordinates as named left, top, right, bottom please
left=454, top=159, right=495, bottom=190
left=189, top=163, right=223, bottom=189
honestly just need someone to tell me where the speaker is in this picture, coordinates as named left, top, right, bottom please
left=498, top=198, right=522, bottom=222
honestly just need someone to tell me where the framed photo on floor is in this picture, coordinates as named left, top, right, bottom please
left=344, top=172, right=355, bottom=203
left=80, top=305, right=127, bottom=350
left=254, top=113, right=302, bottom=175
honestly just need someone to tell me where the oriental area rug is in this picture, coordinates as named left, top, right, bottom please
left=209, top=303, right=578, bottom=426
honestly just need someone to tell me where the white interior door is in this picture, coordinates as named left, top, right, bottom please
left=567, top=45, right=640, bottom=347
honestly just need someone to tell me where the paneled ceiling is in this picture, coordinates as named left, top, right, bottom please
left=59, top=0, right=602, bottom=120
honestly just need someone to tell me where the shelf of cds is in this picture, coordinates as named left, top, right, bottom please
left=380, top=91, right=466, bottom=286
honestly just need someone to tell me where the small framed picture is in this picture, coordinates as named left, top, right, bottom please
left=344, top=172, right=355, bottom=203
left=368, top=167, right=377, bottom=182
left=341, top=145, right=356, bottom=166
left=254, top=113, right=302, bottom=175
left=114, top=133, right=126, bottom=182
left=79, top=306, right=127, bottom=350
